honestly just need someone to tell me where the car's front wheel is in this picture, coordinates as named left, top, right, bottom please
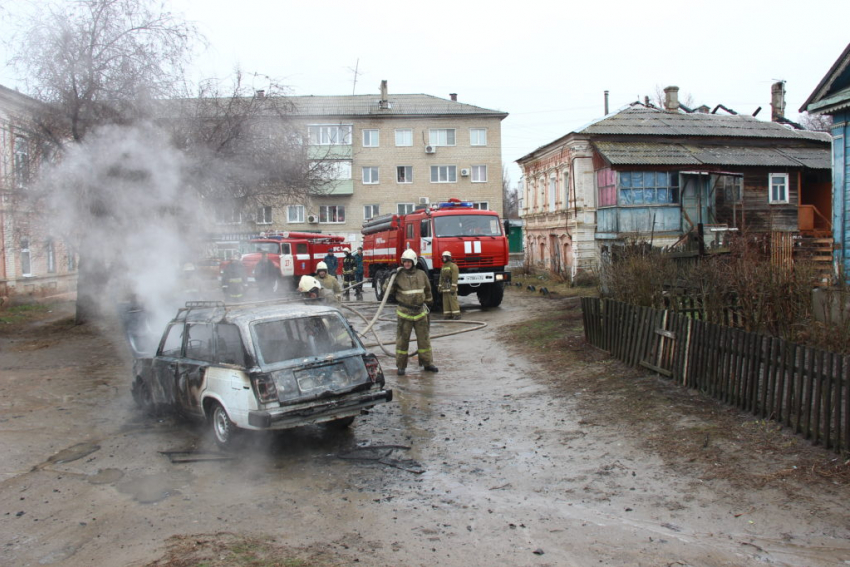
left=209, top=401, right=240, bottom=449
left=326, top=415, right=356, bottom=428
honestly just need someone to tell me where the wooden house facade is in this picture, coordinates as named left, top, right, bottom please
left=802, top=43, right=850, bottom=280
left=518, top=87, right=832, bottom=278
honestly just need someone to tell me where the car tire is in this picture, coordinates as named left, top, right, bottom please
left=209, top=401, right=240, bottom=449
left=326, top=416, right=356, bottom=428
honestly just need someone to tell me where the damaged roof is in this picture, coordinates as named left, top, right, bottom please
left=594, top=141, right=832, bottom=169
left=579, top=106, right=830, bottom=141
left=800, top=42, right=850, bottom=114
left=289, top=94, right=508, bottom=118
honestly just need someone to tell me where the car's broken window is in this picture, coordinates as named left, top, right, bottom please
left=253, top=314, right=357, bottom=365
left=215, top=323, right=246, bottom=366
left=185, top=324, right=215, bottom=362
left=160, top=323, right=184, bottom=357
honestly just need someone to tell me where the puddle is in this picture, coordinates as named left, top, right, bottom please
left=87, top=468, right=125, bottom=485
left=47, top=442, right=100, bottom=465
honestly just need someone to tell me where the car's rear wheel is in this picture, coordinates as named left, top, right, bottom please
left=131, top=376, right=155, bottom=414
left=209, top=402, right=240, bottom=449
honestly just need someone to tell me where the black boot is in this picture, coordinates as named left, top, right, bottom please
left=423, top=364, right=439, bottom=373
left=397, top=368, right=405, bottom=376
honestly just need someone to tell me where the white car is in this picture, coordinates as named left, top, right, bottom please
left=130, top=301, right=392, bottom=448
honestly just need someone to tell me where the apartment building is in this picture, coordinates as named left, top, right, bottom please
left=211, top=82, right=508, bottom=256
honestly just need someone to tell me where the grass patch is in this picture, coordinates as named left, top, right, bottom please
left=0, top=303, right=51, bottom=325
left=144, top=533, right=345, bottom=567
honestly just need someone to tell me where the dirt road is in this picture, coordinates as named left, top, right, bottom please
left=1, top=291, right=849, bottom=566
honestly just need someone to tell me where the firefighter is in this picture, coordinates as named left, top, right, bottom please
left=438, top=250, right=460, bottom=320
left=353, top=247, right=364, bottom=300
left=342, top=249, right=356, bottom=301
left=297, top=275, right=336, bottom=303
left=221, top=257, right=245, bottom=302
left=314, top=261, right=341, bottom=302
left=390, top=249, right=438, bottom=375
left=253, top=251, right=277, bottom=298
left=323, top=251, right=339, bottom=281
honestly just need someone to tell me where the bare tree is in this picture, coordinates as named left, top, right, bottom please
left=8, top=0, right=199, bottom=323
left=799, top=111, right=833, bottom=133
left=502, top=166, right=518, bottom=218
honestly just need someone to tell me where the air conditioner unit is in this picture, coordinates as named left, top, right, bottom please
left=419, top=197, right=430, bottom=205
left=307, top=214, right=318, bottom=223
left=425, top=145, right=435, bottom=154
left=460, top=168, right=470, bottom=177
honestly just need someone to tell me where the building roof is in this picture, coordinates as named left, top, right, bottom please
left=578, top=105, right=830, bottom=141
left=801, top=42, right=850, bottom=114
left=289, top=94, right=508, bottom=119
left=593, top=141, right=831, bottom=169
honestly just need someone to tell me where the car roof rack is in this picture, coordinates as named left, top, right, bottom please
left=185, top=301, right=226, bottom=309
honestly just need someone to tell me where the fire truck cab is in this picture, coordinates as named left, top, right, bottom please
left=362, top=200, right=511, bottom=308
left=225, top=232, right=349, bottom=292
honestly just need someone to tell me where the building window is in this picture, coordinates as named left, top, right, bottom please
left=364, top=204, right=380, bottom=220
left=66, top=241, right=76, bottom=272
left=257, top=206, right=272, bottom=224
left=549, top=175, right=557, bottom=212
left=215, top=205, right=242, bottom=224
left=14, top=136, right=29, bottom=188
left=20, top=238, right=31, bottom=276
left=397, top=166, right=413, bottom=183
left=470, top=128, right=487, bottom=146
left=472, top=165, right=488, bottom=183
left=362, top=166, right=379, bottom=184
left=362, top=129, right=380, bottom=147
left=46, top=240, right=55, bottom=273
left=308, top=124, right=352, bottom=145
left=319, top=205, right=345, bottom=223
left=619, top=171, right=680, bottom=205
left=398, top=203, right=415, bottom=215
left=720, top=176, right=743, bottom=203
left=287, top=205, right=305, bottom=223
left=470, top=202, right=489, bottom=210
left=597, top=169, right=616, bottom=207
left=430, top=165, right=457, bottom=183
left=769, top=173, right=789, bottom=204
left=395, top=129, right=413, bottom=146
left=429, top=128, right=456, bottom=147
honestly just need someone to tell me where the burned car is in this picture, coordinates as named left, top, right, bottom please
left=130, top=301, right=392, bottom=448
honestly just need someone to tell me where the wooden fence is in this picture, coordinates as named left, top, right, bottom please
left=581, top=297, right=850, bottom=453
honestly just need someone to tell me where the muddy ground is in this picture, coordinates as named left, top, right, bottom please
left=1, top=289, right=849, bottom=567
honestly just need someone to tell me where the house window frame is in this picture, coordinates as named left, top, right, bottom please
left=362, top=129, right=380, bottom=147
left=319, top=205, right=346, bottom=224
left=397, top=165, right=413, bottom=184
left=430, top=165, right=457, bottom=183
left=549, top=174, right=558, bottom=212
left=287, top=205, right=305, bottom=223
left=46, top=239, right=56, bottom=273
left=395, top=129, right=413, bottom=147
left=617, top=171, right=681, bottom=206
left=216, top=206, right=242, bottom=225
left=362, top=166, right=380, bottom=184
left=470, top=128, right=487, bottom=146
left=20, top=238, right=31, bottom=277
left=397, top=203, right=415, bottom=215
left=364, top=204, right=380, bottom=221
left=428, top=128, right=456, bottom=147
left=257, top=206, right=273, bottom=225
left=470, top=201, right=489, bottom=210
left=307, top=124, right=353, bottom=146
left=472, top=165, right=488, bottom=183
left=769, top=172, right=789, bottom=204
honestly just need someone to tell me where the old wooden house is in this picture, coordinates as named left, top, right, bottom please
left=802, top=43, right=850, bottom=280
left=517, top=86, right=832, bottom=278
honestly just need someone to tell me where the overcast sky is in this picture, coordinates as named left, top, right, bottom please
left=3, top=0, right=849, bottom=184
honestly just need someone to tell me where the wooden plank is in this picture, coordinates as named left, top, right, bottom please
left=748, top=333, right=763, bottom=414
left=823, top=352, right=834, bottom=450
left=812, top=350, right=825, bottom=445
left=639, top=360, right=673, bottom=377
left=656, top=328, right=676, bottom=340
left=783, top=342, right=796, bottom=428
left=763, top=337, right=778, bottom=419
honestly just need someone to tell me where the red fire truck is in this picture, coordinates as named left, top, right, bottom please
left=223, top=232, right=349, bottom=292
left=361, top=199, right=511, bottom=308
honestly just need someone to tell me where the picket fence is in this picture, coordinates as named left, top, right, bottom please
left=581, top=297, right=850, bottom=453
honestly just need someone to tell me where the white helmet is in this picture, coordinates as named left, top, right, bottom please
left=441, top=250, right=452, bottom=259
left=298, top=275, right=322, bottom=293
left=316, top=261, right=328, bottom=271
left=401, top=249, right=417, bottom=263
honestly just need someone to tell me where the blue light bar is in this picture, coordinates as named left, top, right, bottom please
left=438, top=201, right=474, bottom=209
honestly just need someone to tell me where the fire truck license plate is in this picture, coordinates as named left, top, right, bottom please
left=460, top=273, right=494, bottom=284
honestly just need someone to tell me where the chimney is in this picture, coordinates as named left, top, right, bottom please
left=450, top=93, right=457, bottom=102
left=771, top=81, right=786, bottom=122
left=663, top=86, right=680, bottom=112
left=379, top=80, right=389, bottom=109
left=604, top=90, right=609, bottom=115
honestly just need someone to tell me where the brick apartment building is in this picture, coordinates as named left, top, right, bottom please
left=210, top=81, right=508, bottom=258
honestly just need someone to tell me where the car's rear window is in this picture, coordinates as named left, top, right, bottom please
left=253, top=314, right=357, bottom=365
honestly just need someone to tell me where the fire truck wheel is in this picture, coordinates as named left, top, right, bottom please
left=477, top=282, right=505, bottom=308
left=374, top=269, right=387, bottom=301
